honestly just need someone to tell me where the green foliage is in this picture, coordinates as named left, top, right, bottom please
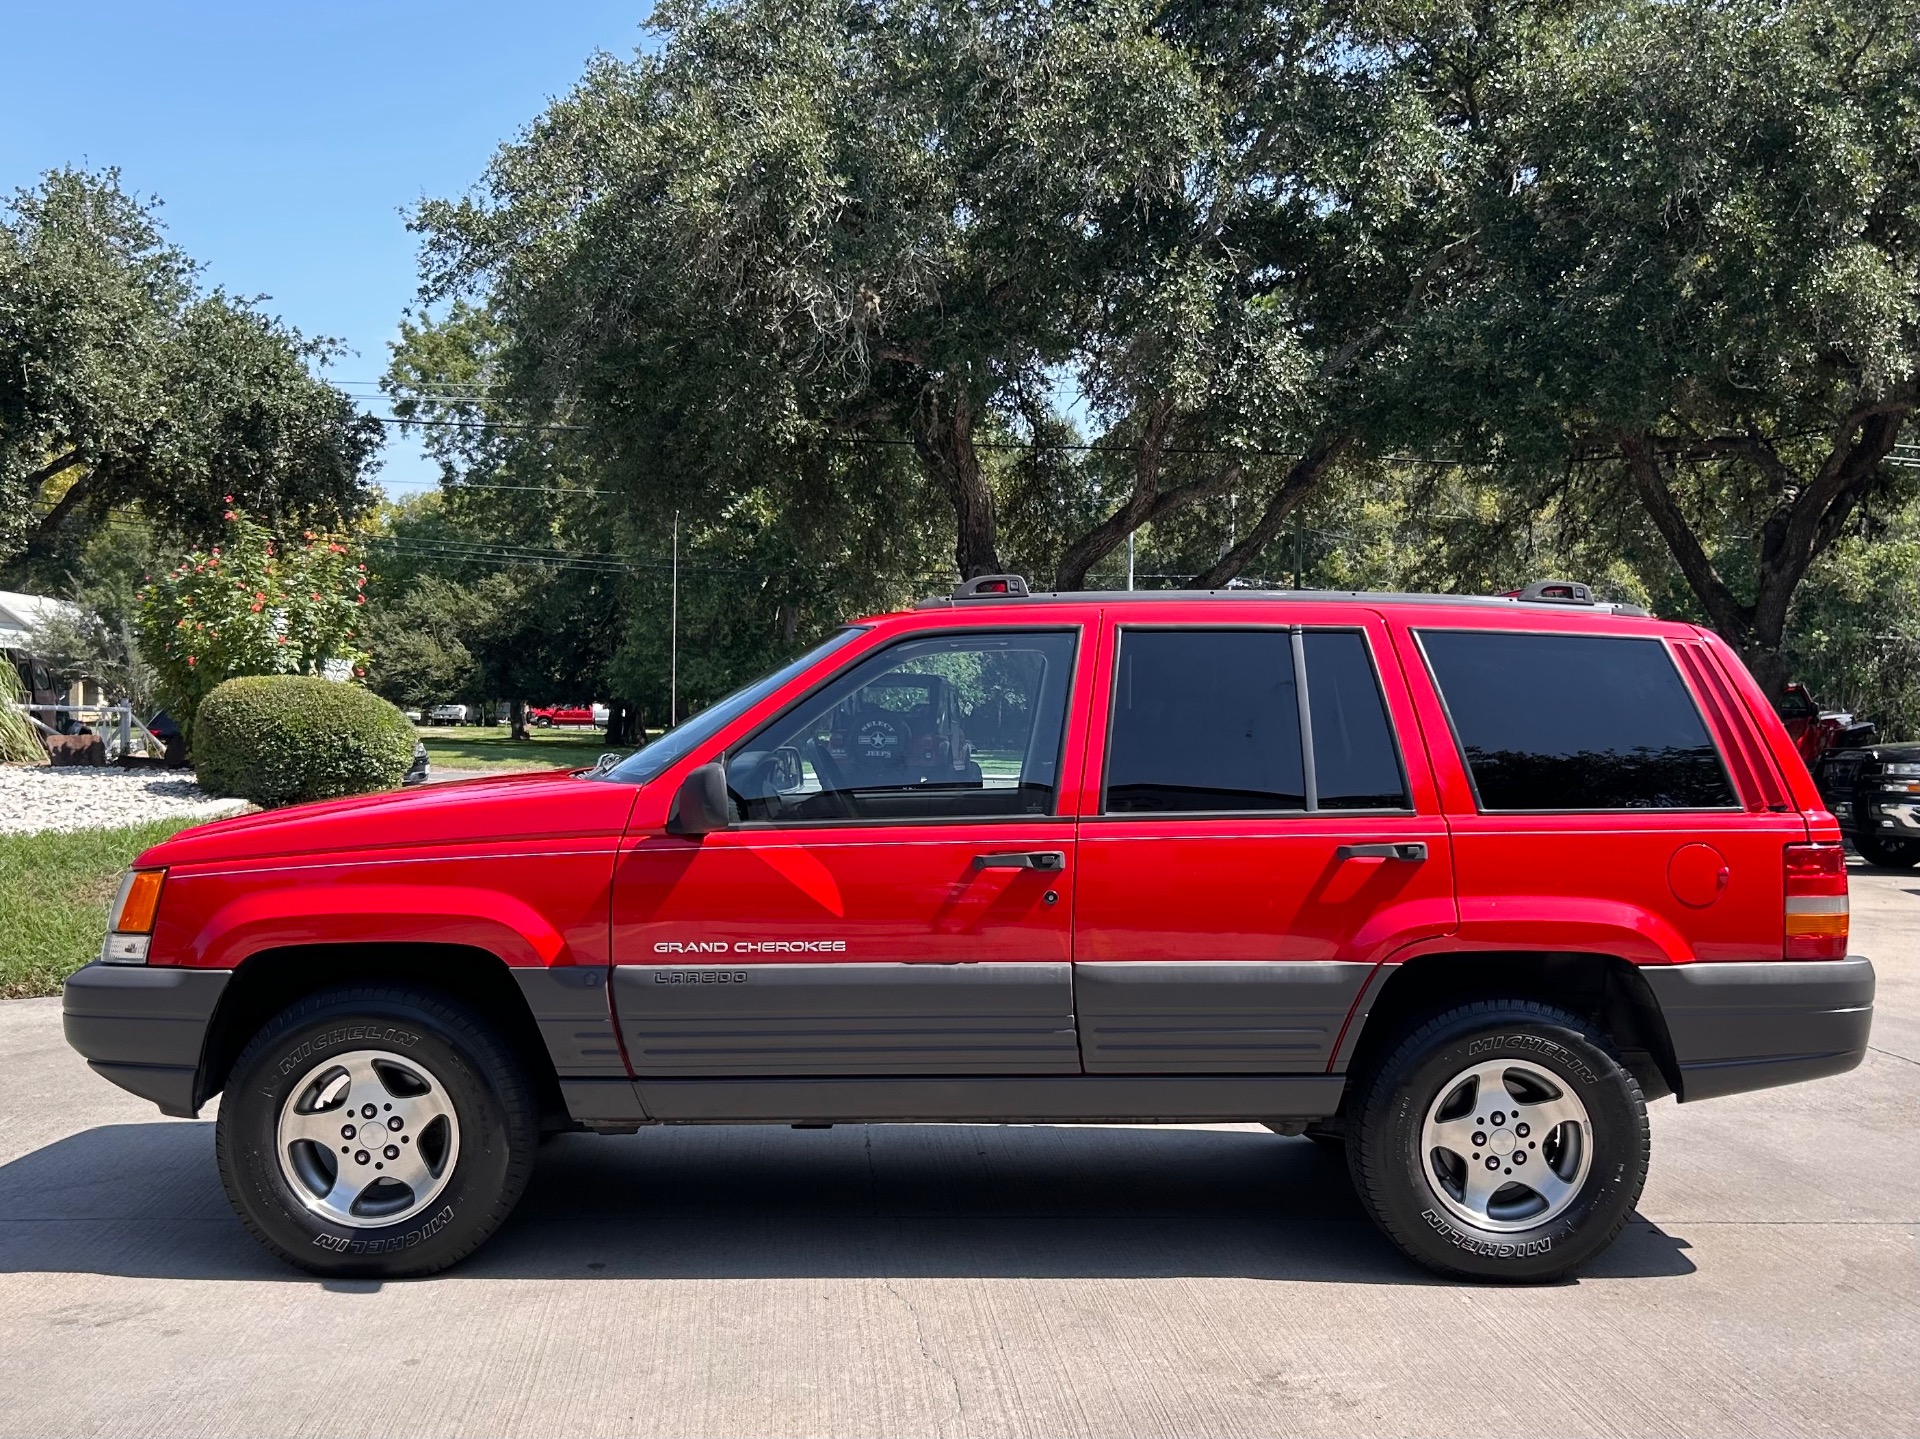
left=0, top=817, right=199, bottom=998
left=371, top=0, right=1914, bottom=733
left=0, top=658, right=43, bottom=763
left=135, top=507, right=369, bottom=742
left=0, top=167, right=381, bottom=581
left=193, top=674, right=415, bottom=807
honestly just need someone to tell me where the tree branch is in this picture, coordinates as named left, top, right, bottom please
left=1052, top=396, right=1176, bottom=589
left=1617, top=429, right=1752, bottom=642
left=23, top=465, right=100, bottom=551
left=23, top=450, right=83, bottom=500
left=1190, top=431, right=1351, bottom=589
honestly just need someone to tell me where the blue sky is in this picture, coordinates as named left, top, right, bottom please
left=1, top=1, right=651, bottom=494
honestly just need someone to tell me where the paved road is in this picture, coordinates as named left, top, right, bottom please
left=1, top=866, right=1912, bottom=1438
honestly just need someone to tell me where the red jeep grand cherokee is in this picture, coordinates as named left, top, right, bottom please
left=63, top=578, right=1874, bottom=1280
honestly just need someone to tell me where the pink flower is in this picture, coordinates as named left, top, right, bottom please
left=355, top=595, right=366, bottom=605
left=249, top=603, right=263, bottom=613
left=222, top=494, right=234, bottom=504
left=277, top=636, right=288, bottom=645
left=187, top=656, right=196, bottom=667
left=223, top=511, right=236, bottom=521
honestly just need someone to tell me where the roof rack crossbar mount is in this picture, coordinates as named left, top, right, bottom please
left=951, top=574, right=1030, bottom=599
left=1515, top=579, right=1595, bottom=606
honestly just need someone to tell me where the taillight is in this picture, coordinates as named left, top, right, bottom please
left=1783, top=843, right=1848, bottom=959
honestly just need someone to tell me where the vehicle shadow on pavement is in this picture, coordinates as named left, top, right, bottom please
left=0, top=1121, right=1695, bottom=1285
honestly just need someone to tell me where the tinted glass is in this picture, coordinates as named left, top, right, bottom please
left=1105, top=630, right=1304, bottom=813
left=729, top=631, right=1077, bottom=822
left=1419, top=631, right=1736, bottom=810
left=1304, top=631, right=1409, bottom=809
left=600, top=629, right=865, bottom=784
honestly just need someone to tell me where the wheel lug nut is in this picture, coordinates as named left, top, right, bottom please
left=1514, top=1151, right=1527, bottom=1165
left=361, top=1104, right=377, bottom=1119
left=1472, top=1131, right=1487, bottom=1147
left=1491, top=1111, right=1505, bottom=1125
left=1484, top=1156, right=1500, bottom=1170
left=1515, top=1123, right=1530, bottom=1138
left=354, top=1150, right=370, bottom=1165
left=387, top=1116, right=403, bottom=1131
left=341, top=1125, right=356, bottom=1140
left=384, top=1145, right=399, bottom=1160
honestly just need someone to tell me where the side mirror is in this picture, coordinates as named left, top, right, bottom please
left=666, top=762, right=730, bottom=837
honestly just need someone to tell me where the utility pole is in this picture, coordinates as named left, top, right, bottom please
left=1293, top=511, right=1304, bottom=591
left=669, top=511, right=679, bottom=727
left=1126, top=529, right=1135, bottom=591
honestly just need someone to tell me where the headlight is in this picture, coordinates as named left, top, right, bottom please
left=101, top=868, right=166, bottom=963
left=1883, top=762, right=1920, bottom=778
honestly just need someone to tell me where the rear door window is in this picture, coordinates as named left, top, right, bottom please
left=1103, top=627, right=1410, bottom=814
left=1105, top=630, right=1304, bottom=813
left=1303, top=631, right=1409, bottom=809
left=1416, top=630, right=1736, bottom=811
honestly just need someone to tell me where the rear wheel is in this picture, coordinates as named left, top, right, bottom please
left=1856, top=830, right=1920, bottom=869
left=215, top=985, right=537, bottom=1277
left=1347, top=1000, right=1648, bottom=1281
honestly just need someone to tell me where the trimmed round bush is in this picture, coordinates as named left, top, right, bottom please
left=194, top=676, right=416, bottom=807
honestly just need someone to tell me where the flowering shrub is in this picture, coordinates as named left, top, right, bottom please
left=134, top=501, right=369, bottom=743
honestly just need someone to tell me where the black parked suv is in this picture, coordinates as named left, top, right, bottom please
left=1814, top=742, right=1920, bottom=868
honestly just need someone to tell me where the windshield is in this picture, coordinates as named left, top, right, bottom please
left=596, top=628, right=866, bottom=785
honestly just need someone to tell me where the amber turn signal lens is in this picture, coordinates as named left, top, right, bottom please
left=110, top=869, right=166, bottom=934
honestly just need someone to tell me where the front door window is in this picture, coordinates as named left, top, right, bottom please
left=728, top=630, right=1078, bottom=824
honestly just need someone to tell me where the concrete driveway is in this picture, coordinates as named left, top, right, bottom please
left=0, top=867, right=1912, bottom=1438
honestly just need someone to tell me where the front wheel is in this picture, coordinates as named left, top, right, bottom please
left=1856, top=830, right=1920, bottom=869
left=215, top=985, right=537, bottom=1277
left=1347, top=1000, right=1648, bottom=1282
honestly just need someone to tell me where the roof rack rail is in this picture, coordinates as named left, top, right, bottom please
left=1513, top=579, right=1595, bottom=605
left=951, top=574, right=1030, bottom=598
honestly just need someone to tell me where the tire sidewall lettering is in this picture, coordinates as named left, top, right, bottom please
left=266, top=1025, right=423, bottom=1095
left=311, top=1204, right=458, bottom=1255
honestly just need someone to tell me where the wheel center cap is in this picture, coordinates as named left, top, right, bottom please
left=1489, top=1128, right=1518, bottom=1157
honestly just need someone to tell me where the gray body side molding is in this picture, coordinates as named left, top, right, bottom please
left=512, top=966, right=626, bottom=1077
left=613, top=962, right=1081, bottom=1076
left=1074, top=961, right=1373, bottom=1073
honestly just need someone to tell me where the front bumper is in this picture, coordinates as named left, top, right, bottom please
left=62, top=962, right=230, bottom=1117
left=1643, top=957, right=1875, bottom=1102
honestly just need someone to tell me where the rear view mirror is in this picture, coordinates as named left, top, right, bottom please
left=772, top=746, right=804, bottom=793
left=666, top=762, right=731, bottom=836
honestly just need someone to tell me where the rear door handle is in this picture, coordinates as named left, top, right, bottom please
left=973, top=851, right=1066, bottom=871
left=1336, top=842, right=1429, bottom=862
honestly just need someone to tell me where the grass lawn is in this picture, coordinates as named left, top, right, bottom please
left=416, top=724, right=630, bottom=773
left=0, top=817, right=200, bottom=999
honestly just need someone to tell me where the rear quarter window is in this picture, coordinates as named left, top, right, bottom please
left=1417, top=630, right=1736, bottom=811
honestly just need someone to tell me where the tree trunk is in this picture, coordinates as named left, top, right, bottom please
left=1618, top=403, right=1910, bottom=698
left=509, top=698, right=529, bottom=742
left=912, top=386, right=1002, bottom=579
left=1190, top=432, right=1351, bottom=589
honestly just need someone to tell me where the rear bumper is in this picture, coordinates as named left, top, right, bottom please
left=1643, top=957, right=1875, bottom=1102
left=62, top=963, right=230, bottom=1117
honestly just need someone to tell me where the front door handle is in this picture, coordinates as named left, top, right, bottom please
left=973, top=851, right=1066, bottom=871
left=1336, top=841, right=1429, bottom=862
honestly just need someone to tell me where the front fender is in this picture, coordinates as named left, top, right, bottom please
left=181, top=884, right=571, bottom=970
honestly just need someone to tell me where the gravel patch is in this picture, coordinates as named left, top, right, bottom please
left=0, top=765, right=250, bottom=835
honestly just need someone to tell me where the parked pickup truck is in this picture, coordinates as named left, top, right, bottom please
left=64, top=576, right=1873, bottom=1282
left=528, top=703, right=607, bottom=728
left=1813, top=741, right=1920, bottom=869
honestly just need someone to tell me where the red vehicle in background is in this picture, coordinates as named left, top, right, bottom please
left=528, top=702, right=607, bottom=728
left=1773, top=682, right=1876, bottom=765
left=64, top=577, right=1873, bottom=1282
